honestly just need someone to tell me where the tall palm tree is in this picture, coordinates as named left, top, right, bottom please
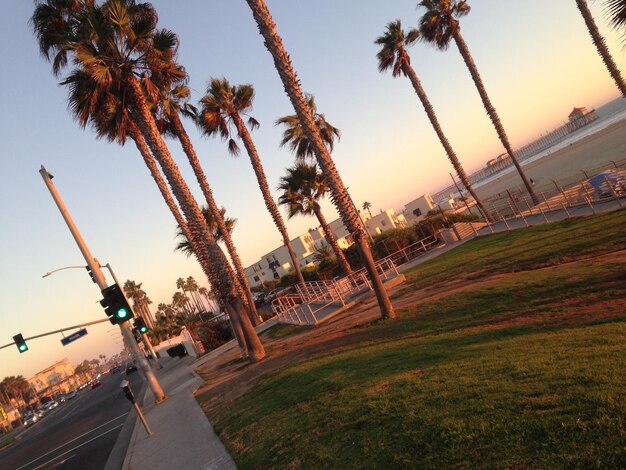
left=197, top=78, right=306, bottom=286
left=376, top=19, right=493, bottom=222
left=276, top=94, right=373, bottom=246
left=185, top=276, right=204, bottom=313
left=575, top=0, right=626, bottom=96
left=417, top=0, right=539, bottom=205
left=154, top=78, right=261, bottom=327
left=123, top=280, right=154, bottom=327
left=278, top=163, right=352, bottom=275
left=245, top=0, right=395, bottom=319
left=362, top=201, right=373, bottom=219
left=32, top=0, right=264, bottom=361
left=275, top=94, right=341, bottom=161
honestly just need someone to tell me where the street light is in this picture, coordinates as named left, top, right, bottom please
left=42, top=265, right=87, bottom=278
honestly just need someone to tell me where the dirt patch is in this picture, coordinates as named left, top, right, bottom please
left=194, top=249, right=626, bottom=415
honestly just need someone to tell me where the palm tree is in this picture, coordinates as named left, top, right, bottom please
left=278, top=163, right=352, bottom=275
left=197, top=78, right=306, bottom=286
left=185, top=276, right=204, bottom=313
left=154, top=78, right=262, bottom=327
left=276, top=94, right=373, bottom=246
left=417, top=0, right=539, bottom=205
left=376, top=19, right=493, bottom=222
left=62, top=69, right=250, bottom=353
left=362, top=201, right=373, bottom=219
left=275, top=94, right=341, bottom=161
left=123, top=280, right=154, bottom=327
left=32, top=0, right=264, bottom=362
left=245, top=0, right=395, bottom=319
left=575, top=0, right=626, bottom=96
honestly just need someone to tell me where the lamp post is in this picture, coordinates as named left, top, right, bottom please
left=39, top=165, right=165, bottom=403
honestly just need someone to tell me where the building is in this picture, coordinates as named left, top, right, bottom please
left=363, top=209, right=407, bottom=236
left=28, top=359, right=77, bottom=398
left=404, top=194, right=436, bottom=224
left=566, top=106, right=598, bottom=132
left=244, top=209, right=406, bottom=288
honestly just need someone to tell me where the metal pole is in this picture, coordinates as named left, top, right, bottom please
left=39, top=166, right=166, bottom=402
left=104, top=263, right=161, bottom=369
left=134, top=402, right=154, bottom=436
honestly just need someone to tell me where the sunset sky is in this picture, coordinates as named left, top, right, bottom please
left=0, top=0, right=623, bottom=380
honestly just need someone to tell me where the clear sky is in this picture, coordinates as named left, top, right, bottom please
left=1, top=0, right=623, bottom=380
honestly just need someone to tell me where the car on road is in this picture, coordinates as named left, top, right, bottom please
left=125, top=361, right=138, bottom=375
left=23, top=414, right=38, bottom=427
left=91, top=379, right=102, bottom=389
left=43, top=400, right=59, bottom=412
left=66, top=390, right=77, bottom=400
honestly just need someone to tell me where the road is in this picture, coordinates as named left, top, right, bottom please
left=0, top=371, right=144, bottom=470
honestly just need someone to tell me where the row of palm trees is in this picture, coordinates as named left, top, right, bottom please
left=31, top=0, right=625, bottom=363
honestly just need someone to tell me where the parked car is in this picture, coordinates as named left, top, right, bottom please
left=125, top=361, right=138, bottom=375
left=65, top=390, right=77, bottom=400
left=91, top=379, right=102, bottom=389
left=23, top=414, right=38, bottom=427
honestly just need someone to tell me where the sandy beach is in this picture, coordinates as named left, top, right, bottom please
left=474, top=118, right=626, bottom=201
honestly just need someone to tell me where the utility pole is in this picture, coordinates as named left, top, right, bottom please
left=103, top=263, right=161, bottom=369
left=39, top=165, right=166, bottom=403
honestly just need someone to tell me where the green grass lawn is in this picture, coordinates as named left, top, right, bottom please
left=403, top=210, right=626, bottom=291
left=199, top=212, right=626, bottom=469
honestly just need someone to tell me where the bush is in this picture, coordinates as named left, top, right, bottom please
left=195, top=320, right=233, bottom=351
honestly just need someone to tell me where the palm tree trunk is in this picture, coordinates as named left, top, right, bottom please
left=125, top=76, right=265, bottom=362
left=168, top=113, right=262, bottom=326
left=452, top=31, right=539, bottom=206
left=128, top=121, right=255, bottom=353
left=401, top=63, right=493, bottom=222
left=576, top=0, right=626, bottom=96
left=245, top=0, right=396, bottom=319
left=312, top=205, right=352, bottom=275
left=231, top=113, right=306, bottom=285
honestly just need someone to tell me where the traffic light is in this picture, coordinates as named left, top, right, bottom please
left=13, top=334, right=28, bottom=353
left=131, top=327, right=142, bottom=343
left=100, top=284, right=133, bottom=325
left=134, top=317, right=148, bottom=334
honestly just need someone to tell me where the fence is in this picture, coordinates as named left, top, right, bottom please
left=480, top=158, right=625, bottom=221
left=272, top=257, right=401, bottom=325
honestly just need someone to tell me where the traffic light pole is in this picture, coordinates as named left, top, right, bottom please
left=103, top=263, right=161, bottom=370
left=39, top=165, right=166, bottom=403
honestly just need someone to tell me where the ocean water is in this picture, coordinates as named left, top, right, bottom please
left=474, top=97, right=626, bottom=190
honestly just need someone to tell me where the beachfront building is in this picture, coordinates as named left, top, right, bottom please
left=28, top=359, right=77, bottom=398
left=364, top=209, right=407, bottom=236
left=245, top=209, right=404, bottom=287
left=566, top=107, right=599, bottom=132
left=404, top=194, right=436, bottom=224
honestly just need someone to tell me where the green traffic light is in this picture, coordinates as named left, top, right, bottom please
left=19, top=344, right=28, bottom=352
left=116, top=308, right=129, bottom=319
left=139, top=326, right=148, bottom=334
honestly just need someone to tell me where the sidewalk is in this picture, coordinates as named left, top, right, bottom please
left=120, top=355, right=236, bottom=470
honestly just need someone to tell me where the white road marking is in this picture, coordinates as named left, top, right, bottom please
left=51, top=454, right=75, bottom=467
left=15, top=413, right=128, bottom=470
left=29, top=425, right=123, bottom=470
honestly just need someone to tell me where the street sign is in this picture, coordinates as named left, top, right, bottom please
left=60, top=328, right=88, bottom=346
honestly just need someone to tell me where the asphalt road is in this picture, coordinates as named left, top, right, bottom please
left=0, top=371, right=144, bottom=470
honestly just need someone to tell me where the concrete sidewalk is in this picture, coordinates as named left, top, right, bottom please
left=120, top=356, right=236, bottom=470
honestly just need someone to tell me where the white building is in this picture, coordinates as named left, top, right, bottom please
left=363, top=209, right=407, bottom=236
left=245, top=209, right=407, bottom=288
left=404, top=194, right=436, bottom=224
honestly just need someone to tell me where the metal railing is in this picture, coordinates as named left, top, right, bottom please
left=481, top=158, right=625, bottom=223
left=272, top=257, right=401, bottom=326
